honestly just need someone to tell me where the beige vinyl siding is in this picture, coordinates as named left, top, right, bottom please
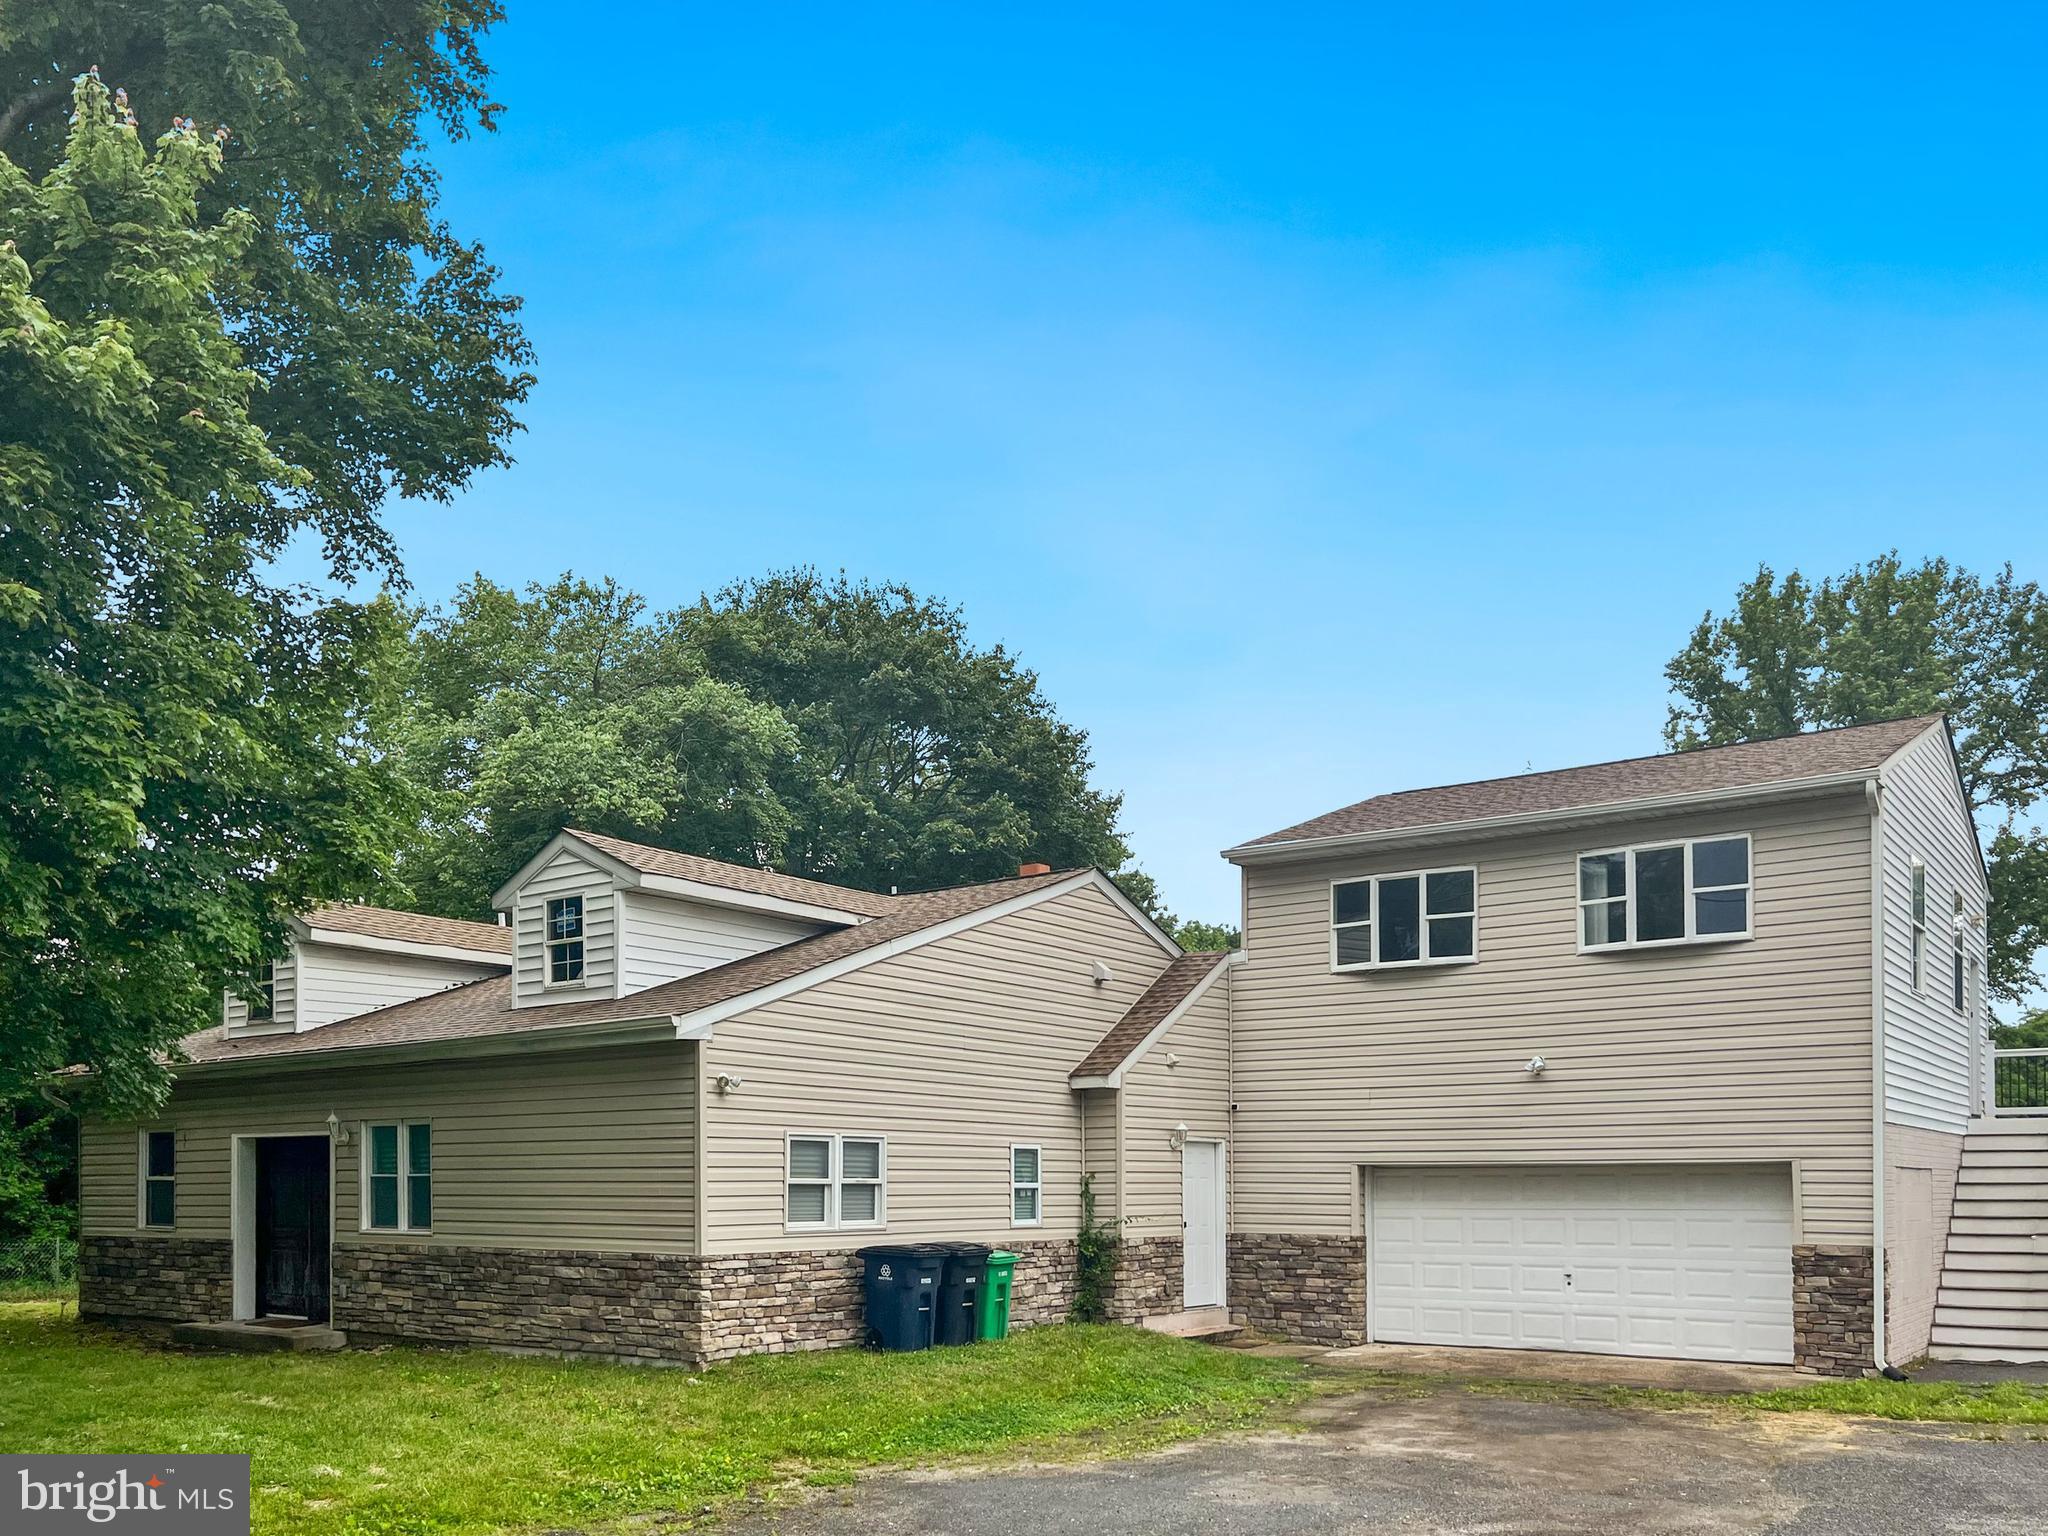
left=80, top=1043, right=696, bottom=1253
left=1231, top=794, right=1877, bottom=1243
left=701, top=880, right=1178, bottom=1251
left=1079, top=1088, right=1120, bottom=1220
left=1117, top=981, right=1232, bottom=1240
left=513, top=847, right=617, bottom=1005
left=1878, top=725, right=1988, bottom=1133
left=1885, top=1122, right=1965, bottom=1363
left=616, top=889, right=825, bottom=994
left=222, top=953, right=296, bottom=1032
left=291, top=943, right=503, bottom=1030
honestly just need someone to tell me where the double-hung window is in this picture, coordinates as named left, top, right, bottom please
left=139, top=1131, right=175, bottom=1228
left=1578, top=834, right=1751, bottom=951
left=1909, top=862, right=1928, bottom=990
left=546, top=895, right=585, bottom=984
left=785, top=1134, right=886, bottom=1231
left=1330, top=867, right=1477, bottom=970
left=1010, top=1145, right=1043, bottom=1227
left=363, top=1121, right=432, bottom=1232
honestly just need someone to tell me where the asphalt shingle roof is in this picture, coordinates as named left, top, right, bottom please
left=567, top=829, right=899, bottom=917
left=301, top=903, right=511, bottom=956
left=1236, top=716, right=1943, bottom=851
left=178, top=869, right=1080, bottom=1068
left=1070, top=949, right=1231, bottom=1081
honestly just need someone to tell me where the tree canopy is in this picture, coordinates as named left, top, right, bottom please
left=0, top=1, right=532, bottom=577
left=0, top=73, right=412, bottom=1111
left=388, top=571, right=1226, bottom=944
left=1666, top=554, right=2048, bottom=1005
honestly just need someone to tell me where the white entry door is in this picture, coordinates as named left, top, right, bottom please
left=1182, top=1139, right=1227, bottom=1308
left=1371, top=1164, right=1794, bottom=1365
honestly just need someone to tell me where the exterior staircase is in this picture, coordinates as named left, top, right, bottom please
left=1929, top=1121, right=2048, bottom=1364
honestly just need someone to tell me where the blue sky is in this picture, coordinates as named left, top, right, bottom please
left=325, top=6, right=2048, bottom=926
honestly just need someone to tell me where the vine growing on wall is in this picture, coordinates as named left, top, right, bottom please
left=1071, top=1173, right=1123, bottom=1322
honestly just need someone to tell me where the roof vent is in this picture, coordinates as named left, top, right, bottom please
left=1018, top=862, right=1052, bottom=877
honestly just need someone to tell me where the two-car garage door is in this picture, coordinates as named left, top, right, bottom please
left=1370, top=1165, right=1795, bottom=1365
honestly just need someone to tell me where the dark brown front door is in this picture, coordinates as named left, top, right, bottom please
left=256, top=1137, right=330, bottom=1321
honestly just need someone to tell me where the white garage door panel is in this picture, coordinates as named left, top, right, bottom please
left=1371, top=1165, right=1794, bottom=1365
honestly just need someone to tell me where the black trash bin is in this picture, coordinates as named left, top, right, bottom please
left=857, top=1245, right=946, bottom=1351
left=934, top=1243, right=993, bottom=1346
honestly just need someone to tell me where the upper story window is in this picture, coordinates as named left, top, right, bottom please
left=1578, top=834, right=1751, bottom=952
left=1331, top=867, right=1477, bottom=971
left=546, top=895, right=585, bottom=984
left=1909, top=861, right=1928, bottom=990
left=244, top=960, right=276, bottom=1023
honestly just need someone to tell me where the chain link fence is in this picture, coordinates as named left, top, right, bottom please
left=0, top=1234, right=78, bottom=1292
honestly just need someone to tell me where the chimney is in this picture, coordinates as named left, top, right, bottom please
left=1018, top=862, right=1052, bottom=877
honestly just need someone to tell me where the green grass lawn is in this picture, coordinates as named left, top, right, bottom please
left=1728, top=1376, right=2048, bottom=1424
left=0, top=1303, right=1307, bottom=1535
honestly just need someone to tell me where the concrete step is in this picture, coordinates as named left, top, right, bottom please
left=1937, top=1287, right=2048, bottom=1311
left=1140, top=1306, right=1239, bottom=1340
left=170, top=1320, right=347, bottom=1353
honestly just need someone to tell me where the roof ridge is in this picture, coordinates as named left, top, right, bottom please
left=1341, top=714, right=1944, bottom=811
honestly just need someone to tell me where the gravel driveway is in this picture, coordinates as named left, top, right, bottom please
left=719, top=1385, right=2047, bottom=1535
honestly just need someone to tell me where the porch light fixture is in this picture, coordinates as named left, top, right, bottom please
left=1525, top=1056, right=1547, bottom=1077
left=715, top=1073, right=745, bottom=1096
left=325, top=1111, right=350, bottom=1146
left=1167, top=1122, right=1188, bottom=1152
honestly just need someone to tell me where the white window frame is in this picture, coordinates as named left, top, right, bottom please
left=545, top=895, right=586, bottom=987
left=1576, top=832, right=1753, bottom=953
left=1329, top=865, right=1479, bottom=973
left=1909, top=860, right=1928, bottom=990
left=1010, top=1143, right=1044, bottom=1228
left=360, top=1120, right=433, bottom=1233
left=137, top=1129, right=176, bottom=1229
left=783, top=1132, right=887, bottom=1233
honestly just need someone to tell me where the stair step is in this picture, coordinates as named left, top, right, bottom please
left=1947, top=1217, right=2048, bottom=1236
left=1957, top=1167, right=2048, bottom=1187
left=1965, top=1123, right=2048, bottom=1141
left=1140, top=1306, right=1238, bottom=1340
left=1938, top=1287, right=2048, bottom=1310
left=1929, top=1344, right=2048, bottom=1364
left=1934, top=1306, right=2048, bottom=1330
left=1954, top=1200, right=2048, bottom=1219
left=1937, top=1265, right=2048, bottom=1287
left=1932, top=1323, right=2048, bottom=1349
left=1941, top=1242, right=2048, bottom=1266
left=1940, top=1253, right=2048, bottom=1275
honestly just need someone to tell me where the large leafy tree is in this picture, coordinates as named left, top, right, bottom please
left=390, top=571, right=1217, bottom=938
left=0, top=2, right=532, bottom=575
left=1, top=74, right=411, bottom=1110
left=1666, top=555, right=2048, bottom=1006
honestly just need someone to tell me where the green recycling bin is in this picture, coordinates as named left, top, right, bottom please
left=976, top=1250, right=1016, bottom=1340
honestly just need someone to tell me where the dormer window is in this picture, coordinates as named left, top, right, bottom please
left=546, top=895, right=585, bottom=984
left=245, top=960, right=276, bottom=1023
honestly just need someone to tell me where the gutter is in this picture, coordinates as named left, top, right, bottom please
left=1222, top=769, right=1880, bottom=865
left=157, top=1013, right=712, bottom=1079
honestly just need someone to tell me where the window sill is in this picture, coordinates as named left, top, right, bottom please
left=1331, top=955, right=1479, bottom=975
left=1581, top=932, right=1752, bottom=955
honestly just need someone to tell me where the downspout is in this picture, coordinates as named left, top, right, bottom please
left=1866, top=778, right=1904, bottom=1379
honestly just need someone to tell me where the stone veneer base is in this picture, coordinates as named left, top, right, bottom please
left=1792, top=1243, right=1874, bottom=1377
left=80, top=1235, right=234, bottom=1324
left=1228, top=1232, right=1367, bottom=1347
left=83, top=1237, right=1084, bottom=1367
left=1106, top=1234, right=1184, bottom=1322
